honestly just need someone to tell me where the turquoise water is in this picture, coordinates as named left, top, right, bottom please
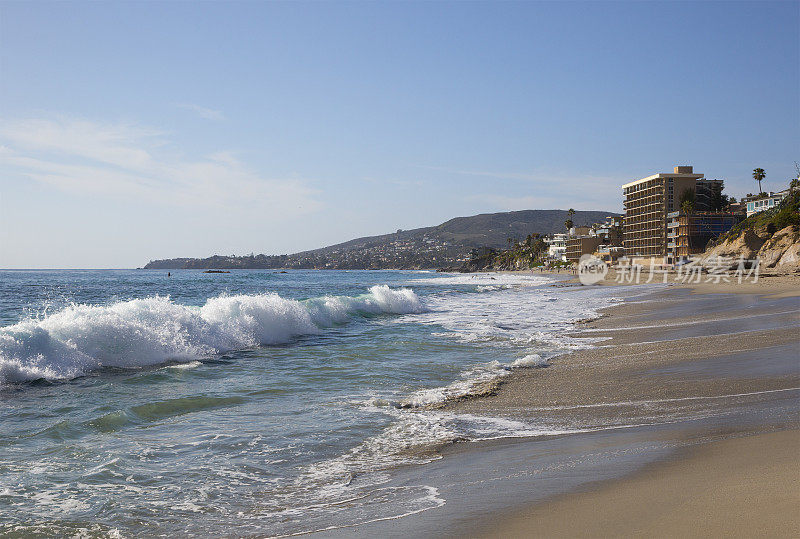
left=0, top=269, right=623, bottom=536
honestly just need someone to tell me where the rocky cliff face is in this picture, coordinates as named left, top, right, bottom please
left=701, top=225, right=800, bottom=273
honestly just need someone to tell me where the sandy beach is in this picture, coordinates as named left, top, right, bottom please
left=526, top=267, right=800, bottom=297
left=318, top=275, right=799, bottom=538
left=442, top=275, right=800, bottom=538
left=481, top=429, right=800, bottom=538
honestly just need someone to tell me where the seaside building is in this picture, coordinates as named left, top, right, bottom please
left=666, top=211, right=745, bottom=264
left=596, top=244, right=625, bottom=263
left=695, top=179, right=725, bottom=210
left=743, top=190, right=790, bottom=217
left=566, top=235, right=603, bottom=263
left=568, top=225, right=592, bottom=237
left=590, top=216, right=624, bottom=239
left=622, top=165, right=719, bottom=263
left=728, top=200, right=746, bottom=214
left=545, top=233, right=568, bottom=262
left=595, top=244, right=625, bottom=264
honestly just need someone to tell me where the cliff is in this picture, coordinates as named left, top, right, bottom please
left=699, top=190, right=800, bottom=273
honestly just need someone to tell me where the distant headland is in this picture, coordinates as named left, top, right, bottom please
left=143, top=209, right=618, bottom=270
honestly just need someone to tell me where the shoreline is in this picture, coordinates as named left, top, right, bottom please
left=460, top=278, right=800, bottom=537
left=500, top=266, right=800, bottom=296
left=379, top=275, right=800, bottom=537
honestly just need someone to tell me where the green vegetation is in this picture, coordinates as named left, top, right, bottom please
left=724, top=189, right=800, bottom=241
left=494, top=234, right=549, bottom=268
left=564, top=208, right=575, bottom=231
left=680, top=188, right=696, bottom=213
left=145, top=209, right=619, bottom=270
left=463, top=234, right=550, bottom=271
left=707, top=182, right=730, bottom=211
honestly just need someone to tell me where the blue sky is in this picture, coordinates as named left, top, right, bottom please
left=1, top=1, right=797, bottom=268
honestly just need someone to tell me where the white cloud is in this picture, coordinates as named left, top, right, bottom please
left=1, top=118, right=159, bottom=169
left=176, top=103, right=226, bottom=121
left=0, top=117, right=321, bottom=216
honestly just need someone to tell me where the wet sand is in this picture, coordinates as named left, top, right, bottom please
left=480, top=429, right=800, bottom=538
left=440, top=287, right=799, bottom=422
left=354, top=278, right=800, bottom=538
left=460, top=280, right=800, bottom=538
left=541, top=267, right=800, bottom=298
left=329, top=278, right=799, bottom=538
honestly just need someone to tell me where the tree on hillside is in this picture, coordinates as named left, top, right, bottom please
left=708, top=183, right=728, bottom=211
left=609, top=223, right=624, bottom=246
left=564, top=208, right=575, bottom=232
left=753, top=168, right=766, bottom=194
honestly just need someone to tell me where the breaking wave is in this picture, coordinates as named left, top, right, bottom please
left=0, top=286, right=425, bottom=384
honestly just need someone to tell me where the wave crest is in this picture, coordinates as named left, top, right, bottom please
left=0, top=285, right=425, bottom=384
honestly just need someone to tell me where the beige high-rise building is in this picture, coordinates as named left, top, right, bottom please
left=622, top=166, right=703, bottom=260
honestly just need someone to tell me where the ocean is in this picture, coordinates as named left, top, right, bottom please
left=0, top=269, right=637, bottom=536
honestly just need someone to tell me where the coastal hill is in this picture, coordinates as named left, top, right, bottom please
left=144, top=209, right=618, bottom=270
left=700, top=189, right=800, bottom=272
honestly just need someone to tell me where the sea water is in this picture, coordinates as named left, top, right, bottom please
left=0, top=269, right=631, bottom=536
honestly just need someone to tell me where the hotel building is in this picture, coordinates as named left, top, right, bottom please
left=565, top=235, right=603, bottom=263
left=622, top=166, right=704, bottom=261
left=666, top=211, right=744, bottom=264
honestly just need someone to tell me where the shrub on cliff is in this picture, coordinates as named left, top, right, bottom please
left=724, top=190, right=799, bottom=242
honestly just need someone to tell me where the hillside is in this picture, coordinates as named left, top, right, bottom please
left=144, top=209, right=618, bottom=270
left=699, top=190, right=800, bottom=273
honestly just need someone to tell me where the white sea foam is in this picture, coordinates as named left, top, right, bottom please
left=165, top=360, right=203, bottom=370
left=392, top=277, right=653, bottom=411
left=401, top=361, right=512, bottom=407
left=0, top=285, right=425, bottom=383
left=511, top=353, right=549, bottom=367
left=409, top=272, right=552, bottom=287
left=303, top=282, right=647, bottom=506
left=399, top=354, right=549, bottom=408
left=287, top=277, right=652, bottom=516
left=302, top=410, right=460, bottom=487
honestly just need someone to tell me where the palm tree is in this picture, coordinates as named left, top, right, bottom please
left=753, top=168, right=766, bottom=194
left=565, top=208, right=575, bottom=233
left=679, top=188, right=696, bottom=214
